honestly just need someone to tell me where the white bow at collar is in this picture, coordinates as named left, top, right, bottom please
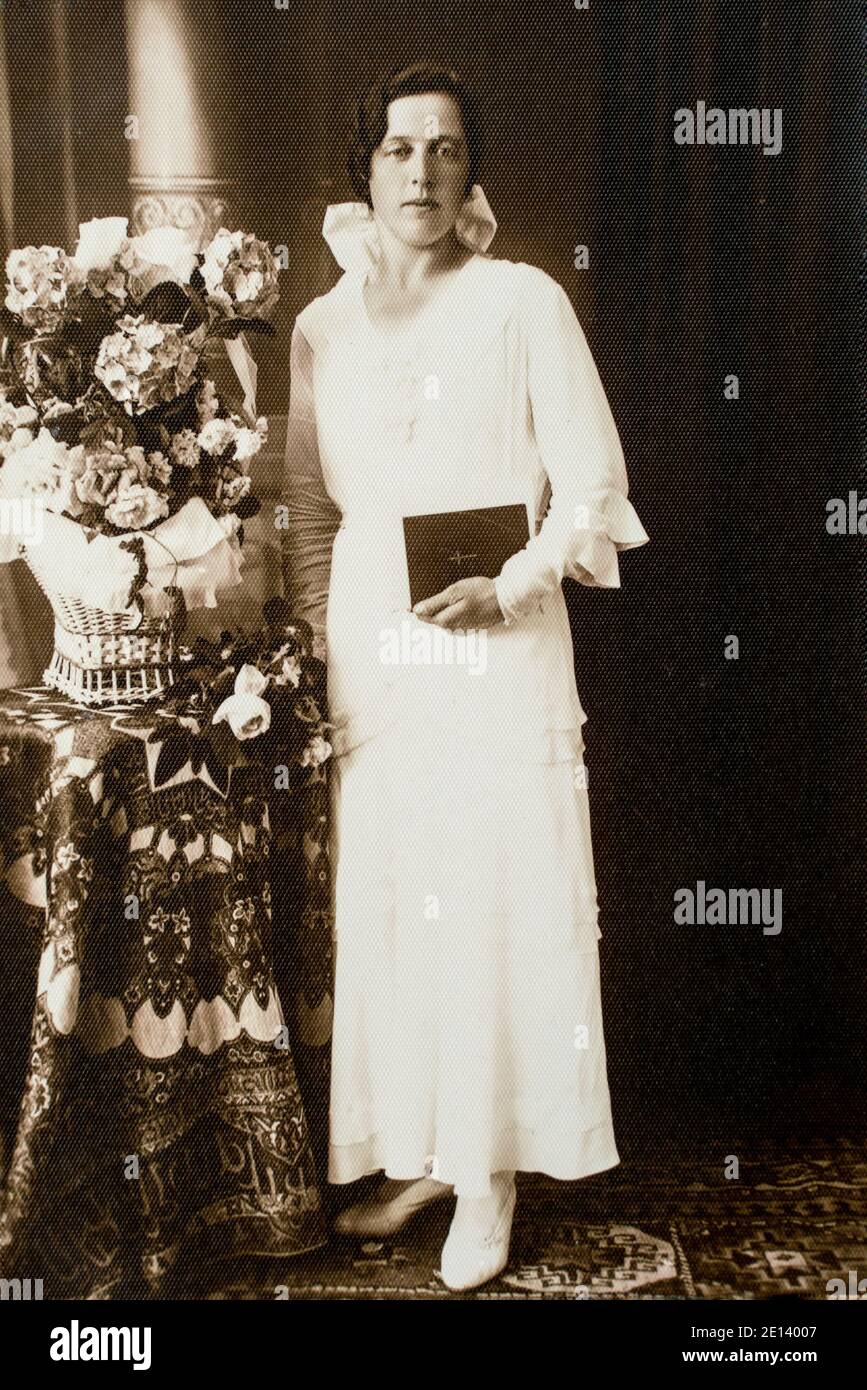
left=321, top=184, right=497, bottom=273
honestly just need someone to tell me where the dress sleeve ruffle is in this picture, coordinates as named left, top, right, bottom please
left=494, top=265, right=649, bottom=624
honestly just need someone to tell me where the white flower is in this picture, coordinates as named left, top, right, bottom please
left=216, top=472, right=251, bottom=510
left=94, top=314, right=199, bottom=414
left=200, top=228, right=280, bottom=320
left=124, top=445, right=148, bottom=475
left=41, top=398, right=74, bottom=422
left=233, top=423, right=266, bottom=462
left=301, top=733, right=332, bottom=767
left=96, top=443, right=162, bottom=489
left=237, top=663, right=268, bottom=697
left=0, top=427, right=85, bottom=517
left=148, top=450, right=172, bottom=486
left=0, top=401, right=39, bottom=460
left=127, top=225, right=199, bottom=297
left=0, top=402, right=39, bottom=431
left=196, top=378, right=220, bottom=424
left=197, top=416, right=237, bottom=456
left=5, top=245, right=83, bottom=331
left=168, top=428, right=200, bottom=470
left=54, top=841, right=81, bottom=871
left=274, top=654, right=302, bottom=688
left=6, top=427, right=35, bottom=453
left=72, top=217, right=130, bottom=273
left=212, top=663, right=271, bottom=741
left=104, top=483, right=169, bottom=531
left=75, top=450, right=127, bottom=507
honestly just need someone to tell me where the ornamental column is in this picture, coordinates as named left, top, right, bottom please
left=123, top=0, right=235, bottom=250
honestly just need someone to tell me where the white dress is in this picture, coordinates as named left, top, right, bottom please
left=284, top=236, right=649, bottom=1199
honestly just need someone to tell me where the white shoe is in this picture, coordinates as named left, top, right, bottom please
left=333, top=1176, right=454, bottom=1237
left=439, top=1179, right=517, bottom=1291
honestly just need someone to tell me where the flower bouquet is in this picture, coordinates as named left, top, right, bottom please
left=130, top=599, right=333, bottom=795
left=0, top=217, right=282, bottom=705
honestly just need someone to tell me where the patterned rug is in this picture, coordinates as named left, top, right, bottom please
left=188, top=1132, right=867, bottom=1300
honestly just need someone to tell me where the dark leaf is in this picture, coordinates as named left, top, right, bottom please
left=200, top=339, right=249, bottom=421
left=138, top=280, right=192, bottom=325
left=65, top=303, right=118, bottom=354
left=186, top=664, right=219, bottom=686
left=134, top=416, right=165, bottom=455
left=211, top=667, right=236, bottom=700
left=233, top=493, right=260, bottom=520
left=234, top=639, right=258, bottom=667
left=159, top=672, right=196, bottom=700
left=189, top=736, right=209, bottom=775
left=208, top=316, right=275, bottom=340
left=24, top=329, right=69, bottom=354
left=78, top=411, right=132, bottom=449
left=203, top=753, right=230, bottom=797
left=144, top=381, right=200, bottom=430
left=182, top=286, right=209, bottom=331
left=154, top=732, right=191, bottom=787
left=206, top=717, right=239, bottom=756
left=190, top=635, right=221, bottom=662
left=47, top=409, right=86, bottom=444
left=0, top=307, right=32, bottom=343
left=75, top=505, right=102, bottom=533
left=204, top=722, right=236, bottom=782
left=198, top=450, right=219, bottom=481
left=266, top=694, right=295, bottom=741
left=263, top=596, right=292, bottom=629
left=306, top=656, right=327, bottom=689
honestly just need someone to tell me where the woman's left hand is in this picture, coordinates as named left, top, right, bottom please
left=412, top=576, right=504, bottom=630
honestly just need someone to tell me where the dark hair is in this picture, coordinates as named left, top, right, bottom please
left=347, top=62, right=484, bottom=207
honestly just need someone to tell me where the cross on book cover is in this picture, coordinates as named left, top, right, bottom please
left=402, top=503, right=531, bottom=609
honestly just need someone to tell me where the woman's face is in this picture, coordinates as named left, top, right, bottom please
left=367, top=91, right=471, bottom=249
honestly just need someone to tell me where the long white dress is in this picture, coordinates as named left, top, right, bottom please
left=284, top=235, right=649, bottom=1199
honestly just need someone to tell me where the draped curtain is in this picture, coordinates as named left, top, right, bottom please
left=570, top=1, right=863, bottom=1127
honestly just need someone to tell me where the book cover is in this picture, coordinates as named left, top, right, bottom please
left=403, top=503, right=531, bottom=608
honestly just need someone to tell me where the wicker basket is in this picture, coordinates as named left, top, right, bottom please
left=26, top=547, right=185, bottom=707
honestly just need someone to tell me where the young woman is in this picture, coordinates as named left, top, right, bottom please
left=283, top=62, right=648, bottom=1291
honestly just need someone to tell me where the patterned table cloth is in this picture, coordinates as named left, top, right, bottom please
left=0, top=687, right=334, bottom=1298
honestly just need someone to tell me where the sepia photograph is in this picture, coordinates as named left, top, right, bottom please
left=0, top=0, right=862, bottom=1355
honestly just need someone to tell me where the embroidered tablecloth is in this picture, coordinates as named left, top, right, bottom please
left=0, top=687, right=334, bottom=1298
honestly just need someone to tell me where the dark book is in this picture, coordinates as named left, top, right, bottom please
left=402, top=503, right=531, bottom=608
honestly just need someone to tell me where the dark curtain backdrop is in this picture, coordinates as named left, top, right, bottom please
left=1, top=1, right=862, bottom=1145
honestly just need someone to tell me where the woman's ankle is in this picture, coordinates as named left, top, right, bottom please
left=451, top=1170, right=516, bottom=1229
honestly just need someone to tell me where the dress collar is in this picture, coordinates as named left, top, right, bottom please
left=321, top=184, right=497, bottom=273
